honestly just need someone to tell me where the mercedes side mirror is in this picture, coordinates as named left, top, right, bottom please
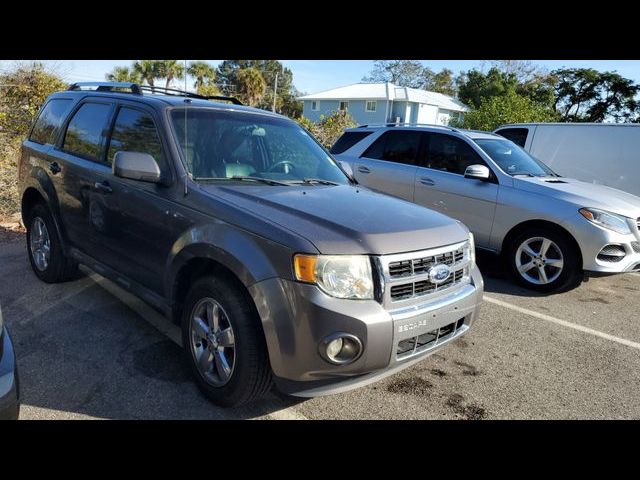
left=464, top=164, right=491, bottom=181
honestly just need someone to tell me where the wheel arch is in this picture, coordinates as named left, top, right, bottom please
left=501, top=219, right=583, bottom=269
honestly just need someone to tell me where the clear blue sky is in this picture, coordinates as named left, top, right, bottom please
left=3, top=60, right=640, bottom=94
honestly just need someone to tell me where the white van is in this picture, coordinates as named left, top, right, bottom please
left=494, top=123, right=640, bottom=197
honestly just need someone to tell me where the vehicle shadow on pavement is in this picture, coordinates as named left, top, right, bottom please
left=0, top=241, right=307, bottom=419
left=476, top=251, right=560, bottom=298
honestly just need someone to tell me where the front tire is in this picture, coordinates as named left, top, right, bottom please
left=181, top=275, right=272, bottom=407
left=26, top=203, right=78, bottom=283
left=507, top=227, right=581, bottom=293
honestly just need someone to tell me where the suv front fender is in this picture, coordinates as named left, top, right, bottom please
left=165, top=223, right=314, bottom=301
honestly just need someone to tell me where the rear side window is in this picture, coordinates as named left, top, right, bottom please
left=29, top=99, right=73, bottom=145
left=496, top=127, right=528, bottom=148
left=330, top=131, right=373, bottom=154
left=426, top=134, right=485, bottom=175
left=63, top=103, right=113, bottom=161
left=107, top=107, right=164, bottom=168
left=362, top=130, right=422, bottom=165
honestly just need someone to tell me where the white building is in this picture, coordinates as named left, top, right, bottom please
left=299, top=82, right=468, bottom=126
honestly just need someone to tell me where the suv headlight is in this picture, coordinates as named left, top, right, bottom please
left=294, top=254, right=374, bottom=299
left=579, top=208, right=632, bottom=235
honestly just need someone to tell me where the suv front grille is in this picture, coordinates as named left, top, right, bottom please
left=382, top=243, right=469, bottom=304
left=396, top=318, right=465, bottom=359
left=389, top=249, right=464, bottom=278
left=632, top=242, right=640, bottom=254
left=390, top=270, right=464, bottom=300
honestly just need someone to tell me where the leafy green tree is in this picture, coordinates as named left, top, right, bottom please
left=158, top=60, right=185, bottom=89
left=363, top=60, right=425, bottom=88
left=461, top=90, right=558, bottom=131
left=421, top=68, right=457, bottom=96
left=105, top=65, right=141, bottom=83
left=552, top=68, right=640, bottom=122
left=0, top=61, right=67, bottom=136
left=187, top=61, right=216, bottom=92
left=235, top=68, right=266, bottom=107
left=0, top=62, right=66, bottom=216
left=216, top=60, right=301, bottom=116
left=296, top=110, right=357, bottom=148
left=133, top=60, right=162, bottom=88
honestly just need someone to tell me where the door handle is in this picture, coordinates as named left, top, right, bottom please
left=94, top=181, right=113, bottom=194
left=358, top=165, right=371, bottom=174
left=419, top=177, right=435, bottom=186
left=49, top=161, right=61, bottom=174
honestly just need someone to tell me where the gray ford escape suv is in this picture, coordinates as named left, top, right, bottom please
left=18, top=83, right=483, bottom=407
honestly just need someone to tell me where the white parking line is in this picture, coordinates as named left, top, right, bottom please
left=484, top=295, right=640, bottom=351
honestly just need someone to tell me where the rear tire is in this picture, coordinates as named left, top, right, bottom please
left=26, top=203, right=78, bottom=283
left=181, top=275, right=272, bottom=407
left=507, top=227, right=581, bottom=293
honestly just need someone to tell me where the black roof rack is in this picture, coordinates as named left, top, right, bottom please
left=67, top=82, right=243, bottom=105
left=356, top=122, right=460, bottom=133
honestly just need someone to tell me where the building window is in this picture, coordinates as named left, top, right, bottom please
left=311, top=100, right=319, bottom=111
left=339, top=101, right=349, bottom=111
left=365, top=100, right=376, bottom=112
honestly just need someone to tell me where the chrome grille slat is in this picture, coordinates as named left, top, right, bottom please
left=378, top=240, right=471, bottom=309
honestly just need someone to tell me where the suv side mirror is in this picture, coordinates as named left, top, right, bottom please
left=113, top=151, right=161, bottom=183
left=464, top=164, right=491, bottom=181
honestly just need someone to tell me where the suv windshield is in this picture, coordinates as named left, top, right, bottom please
left=170, top=108, right=349, bottom=185
left=474, top=138, right=557, bottom=177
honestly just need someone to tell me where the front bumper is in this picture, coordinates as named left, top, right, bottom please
left=564, top=217, right=640, bottom=273
left=0, top=327, right=20, bottom=420
left=249, top=266, right=483, bottom=397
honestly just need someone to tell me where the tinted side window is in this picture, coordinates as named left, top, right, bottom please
left=426, top=134, right=484, bottom=175
left=496, top=127, right=528, bottom=148
left=63, top=103, right=113, bottom=161
left=107, top=107, right=164, bottom=168
left=362, top=130, right=422, bottom=165
left=330, top=131, right=373, bottom=154
left=29, top=99, right=73, bottom=145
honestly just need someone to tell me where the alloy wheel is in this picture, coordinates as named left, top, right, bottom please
left=189, top=297, right=236, bottom=387
left=515, top=236, right=564, bottom=285
left=30, top=217, right=51, bottom=272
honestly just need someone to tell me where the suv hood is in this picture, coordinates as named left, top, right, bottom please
left=515, top=176, right=640, bottom=219
left=201, top=184, right=469, bottom=255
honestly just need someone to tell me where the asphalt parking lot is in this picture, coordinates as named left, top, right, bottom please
left=1, top=232, right=639, bottom=420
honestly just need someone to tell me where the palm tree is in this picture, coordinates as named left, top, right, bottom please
left=133, top=60, right=161, bottom=89
left=160, top=60, right=185, bottom=89
left=105, top=65, right=141, bottom=84
left=236, top=68, right=266, bottom=107
left=187, top=61, right=215, bottom=93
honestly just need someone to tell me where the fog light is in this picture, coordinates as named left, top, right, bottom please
left=326, top=338, right=344, bottom=359
left=319, top=333, right=363, bottom=365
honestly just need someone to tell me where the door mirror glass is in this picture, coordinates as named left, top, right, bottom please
left=464, top=164, right=491, bottom=181
left=113, top=151, right=161, bottom=183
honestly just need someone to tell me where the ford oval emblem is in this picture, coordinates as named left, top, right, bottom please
left=428, top=264, right=451, bottom=284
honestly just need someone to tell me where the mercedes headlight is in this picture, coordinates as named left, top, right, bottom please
left=579, top=208, right=632, bottom=235
left=294, top=254, right=374, bottom=299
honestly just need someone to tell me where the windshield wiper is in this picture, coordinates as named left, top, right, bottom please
left=298, top=178, right=341, bottom=186
left=230, top=176, right=290, bottom=186
left=193, top=176, right=290, bottom=186
left=512, top=173, right=536, bottom=177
